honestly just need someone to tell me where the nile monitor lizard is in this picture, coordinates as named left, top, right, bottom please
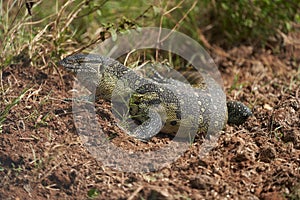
left=59, top=54, right=252, bottom=140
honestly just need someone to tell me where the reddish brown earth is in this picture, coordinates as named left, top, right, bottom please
left=0, top=33, right=299, bottom=199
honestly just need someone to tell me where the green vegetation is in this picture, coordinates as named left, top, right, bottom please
left=1, top=0, right=298, bottom=68
left=0, top=88, right=28, bottom=133
left=87, top=188, right=100, bottom=199
left=286, top=183, right=300, bottom=200
left=199, top=0, right=300, bottom=46
left=0, top=1, right=299, bottom=199
left=0, top=162, right=4, bottom=172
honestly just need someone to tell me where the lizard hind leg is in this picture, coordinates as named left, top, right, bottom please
left=128, top=107, right=164, bottom=141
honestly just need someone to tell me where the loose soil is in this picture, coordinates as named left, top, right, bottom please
left=0, top=33, right=299, bottom=199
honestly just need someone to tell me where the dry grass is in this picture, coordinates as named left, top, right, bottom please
left=1, top=1, right=299, bottom=199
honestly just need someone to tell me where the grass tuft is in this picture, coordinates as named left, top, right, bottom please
left=0, top=88, right=29, bottom=133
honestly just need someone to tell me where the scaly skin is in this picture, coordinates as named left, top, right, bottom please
left=59, top=54, right=252, bottom=140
